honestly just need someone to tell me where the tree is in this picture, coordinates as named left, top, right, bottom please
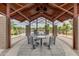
left=11, top=22, right=18, bottom=35
left=11, top=22, right=25, bottom=35
left=57, top=23, right=71, bottom=35
left=57, top=26, right=62, bottom=34
left=45, top=24, right=49, bottom=34
left=62, top=23, right=71, bottom=35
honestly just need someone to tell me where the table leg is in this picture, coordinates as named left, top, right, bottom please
left=31, top=37, right=35, bottom=49
left=40, top=38, right=42, bottom=47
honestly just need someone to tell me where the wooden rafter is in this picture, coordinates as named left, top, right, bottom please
left=53, top=6, right=73, bottom=20
left=60, top=3, right=68, bottom=7
left=10, top=4, right=34, bottom=15
left=0, top=12, right=6, bottom=16
left=30, top=13, right=41, bottom=20
left=0, top=3, right=76, bottom=22
left=10, top=5, right=29, bottom=20
left=49, top=4, right=73, bottom=15
left=42, top=13, right=53, bottom=21
left=30, top=12, right=53, bottom=22
left=16, top=3, right=23, bottom=7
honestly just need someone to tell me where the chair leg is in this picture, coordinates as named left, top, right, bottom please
left=31, top=38, right=36, bottom=49
left=40, top=38, right=42, bottom=47
left=27, top=36, right=30, bottom=44
left=53, top=37, right=56, bottom=45
left=33, top=45, right=35, bottom=49
left=28, top=39, right=30, bottom=44
left=48, top=39, right=51, bottom=49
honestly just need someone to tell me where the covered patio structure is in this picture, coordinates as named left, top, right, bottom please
left=0, top=3, right=79, bottom=51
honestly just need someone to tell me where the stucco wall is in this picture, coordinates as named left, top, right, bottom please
left=0, top=15, right=9, bottom=49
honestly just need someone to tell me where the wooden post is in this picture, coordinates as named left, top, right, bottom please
left=26, top=25, right=29, bottom=36
left=6, top=3, right=11, bottom=48
left=25, top=25, right=27, bottom=36
left=26, top=21, right=31, bottom=44
left=55, top=25, right=57, bottom=36
left=52, top=21, right=57, bottom=45
left=36, top=19, right=38, bottom=30
left=52, top=21, right=54, bottom=36
left=45, top=19, right=48, bottom=35
left=29, top=21, right=31, bottom=35
left=36, top=19, right=38, bottom=34
left=52, top=21, right=55, bottom=44
left=28, top=21, right=31, bottom=44
left=73, top=3, right=78, bottom=49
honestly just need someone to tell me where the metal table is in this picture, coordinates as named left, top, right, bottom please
left=36, top=35, right=46, bottom=47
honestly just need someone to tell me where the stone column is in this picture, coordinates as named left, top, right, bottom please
left=0, top=15, right=10, bottom=49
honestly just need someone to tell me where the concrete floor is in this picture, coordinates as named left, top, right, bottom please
left=0, top=34, right=78, bottom=56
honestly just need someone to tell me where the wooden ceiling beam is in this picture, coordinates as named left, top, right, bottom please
left=10, top=5, right=27, bottom=15
left=10, top=4, right=34, bottom=15
left=10, top=5, right=29, bottom=20
left=6, top=3, right=10, bottom=18
left=50, top=4, right=73, bottom=16
left=42, top=13, right=53, bottom=21
left=30, top=12, right=53, bottom=22
left=0, top=12, right=6, bottom=16
left=60, top=3, right=68, bottom=7
left=16, top=3, right=23, bottom=7
left=53, top=6, right=73, bottom=20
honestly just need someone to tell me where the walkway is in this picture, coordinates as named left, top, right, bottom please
left=57, top=34, right=79, bottom=56
left=17, top=38, right=65, bottom=56
left=57, top=34, right=73, bottom=48
left=0, top=34, right=78, bottom=56
left=0, top=33, right=25, bottom=56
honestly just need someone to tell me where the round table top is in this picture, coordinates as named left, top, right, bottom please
left=36, top=35, right=46, bottom=39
